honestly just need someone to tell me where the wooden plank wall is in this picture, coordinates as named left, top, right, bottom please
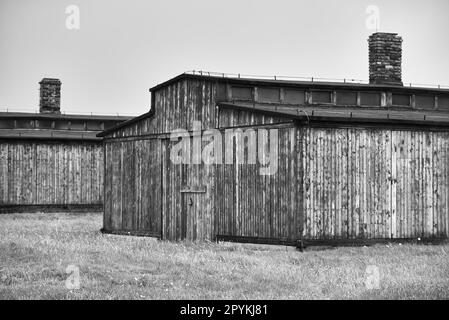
left=103, top=78, right=218, bottom=239
left=214, top=108, right=301, bottom=241
left=0, top=140, right=103, bottom=206
left=215, top=126, right=303, bottom=240
left=109, top=79, right=217, bottom=139
left=101, top=76, right=449, bottom=242
left=218, top=108, right=293, bottom=128
left=103, top=139, right=162, bottom=235
left=160, top=126, right=302, bottom=242
left=161, top=137, right=216, bottom=241
left=303, top=127, right=449, bottom=239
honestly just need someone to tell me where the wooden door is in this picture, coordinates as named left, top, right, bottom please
left=181, top=188, right=206, bottom=241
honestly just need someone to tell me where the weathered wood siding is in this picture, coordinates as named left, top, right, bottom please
left=161, top=138, right=215, bottom=241
left=102, top=78, right=299, bottom=241
left=303, top=127, right=449, bottom=239
left=104, top=123, right=301, bottom=241
left=103, top=78, right=219, bottom=239
left=102, top=76, right=449, bottom=243
left=218, top=107, right=293, bottom=128
left=215, top=126, right=303, bottom=240
left=109, top=79, right=218, bottom=138
left=103, top=139, right=162, bottom=236
left=0, top=141, right=103, bottom=206
left=160, top=124, right=302, bottom=241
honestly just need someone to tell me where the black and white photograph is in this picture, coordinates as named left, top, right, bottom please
left=1, top=0, right=449, bottom=306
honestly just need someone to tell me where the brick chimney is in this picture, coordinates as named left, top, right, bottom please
left=368, top=33, right=403, bottom=86
left=39, top=78, right=61, bottom=114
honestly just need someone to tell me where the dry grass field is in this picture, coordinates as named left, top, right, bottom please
left=0, top=212, right=448, bottom=300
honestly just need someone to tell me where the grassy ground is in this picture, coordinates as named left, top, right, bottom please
left=0, top=212, right=448, bottom=299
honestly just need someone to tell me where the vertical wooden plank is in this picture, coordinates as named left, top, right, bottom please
left=135, top=140, right=140, bottom=232
left=383, top=130, right=391, bottom=239
left=316, top=129, right=322, bottom=239
left=404, top=131, right=411, bottom=237
left=407, top=131, right=413, bottom=237
left=297, top=126, right=304, bottom=240
left=374, top=129, right=380, bottom=239
left=310, top=127, right=315, bottom=239
left=397, top=131, right=403, bottom=238
left=321, top=129, right=326, bottom=238
left=417, top=131, right=423, bottom=237
left=421, top=130, right=427, bottom=237
left=142, top=140, right=148, bottom=232
left=161, top=139, right=167, bottom=239
left=323, top=129, right=328, bottom=238
left=282, top=128, right=288, bottom=238
left=290, top=127, right=296, bottom=239
left=360, top=129, right=365, bottom=238
left=265, top=129, right=271, bottom=238
left=304, top=128, right=311, bottom=238
left=334, top=129, right=340, bottom=238
left=433, top=133, right=440, bottom=237
left=334, top=129, right=340, bottom=239
left=0, top=144, right=5, bottom=204
left=2, top=143, right=8, bottom=204
left=327, top=129, right=333, bottom=239
left=341, top=129, right=348, bottom=239
left=35, top=144, right=40, bottom=204
left=18, top=143, right=24, bottom=205
left=302, top=128, right=307, bottom=238
left=242, top=129, right=247, bottom=236
left=354, top=129, right=360, bottom=238
left=412, top=130, right=419, bottom=237
left=104, top=142, right=112, bottom=230
left=224, top=144, right=231, bottom=236
left=365, top=130, right=371, bottom=238
left=276, top=129, right=282, bottom=238
left=259, top=129, right=265, bottom=238
left=425, top=132, right=434, bottom=237
left=114, top=142, right=123, bottom=230
left=371, top=130, right=378, bottom=239
left=441, top=132, right=449, bottom=237
left=347, top=129, right=353, bottom=238
left=391, top=131, right=397, bottom=238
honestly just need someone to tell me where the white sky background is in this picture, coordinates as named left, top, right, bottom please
left=0, top=0, right=448, bottom=116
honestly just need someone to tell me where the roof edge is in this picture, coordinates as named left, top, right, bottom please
left=97, top=110, right=154, bottom=137
left=0, top=112, right=132, bottom=121
left=149, top=72, right=449, bottom=94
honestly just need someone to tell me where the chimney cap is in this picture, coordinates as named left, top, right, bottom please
left=39, top=78, right=61, bottom=84
left=368, top=32, right=403, bottom=40
left=369, top=32, right=399, bottom=36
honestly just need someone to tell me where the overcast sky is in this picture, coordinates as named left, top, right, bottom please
left=1, top=0, right=448, bottom=116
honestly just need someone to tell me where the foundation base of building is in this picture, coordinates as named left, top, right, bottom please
left=100, top=228, right=162, bottom=238
left=215, top=235, right=448, bottom=251
left=0, top=204, right=103, bottom=214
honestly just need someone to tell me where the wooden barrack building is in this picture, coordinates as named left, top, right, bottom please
left=100, top=33, right=449, bottom=246
left=0, top=78, right=130, bottom=212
